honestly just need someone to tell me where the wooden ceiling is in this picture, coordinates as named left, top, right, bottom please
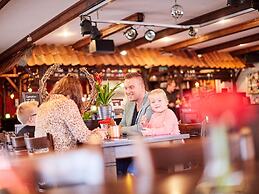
left=0, top=0, right=258, bottom=72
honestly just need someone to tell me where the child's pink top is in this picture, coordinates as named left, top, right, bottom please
left=143, top=108, right=179, bottom=136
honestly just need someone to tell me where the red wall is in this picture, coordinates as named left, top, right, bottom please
left=5, top=93, right=17, bottom=116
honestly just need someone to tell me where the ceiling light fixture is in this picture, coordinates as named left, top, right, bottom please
left=28, top=87, right=32, bottom=92
left=144, top=29, right=156, bottom=42
left=10, top=93, right=15, bottom=99
left=80, top=16, right=93, bottom=36
left=188, top=26, right=198, bottom=37
left=90, top=23, right=102, bottom=40
left=80, top=7, right=255, bottom=42
left=26, top=35, right=32, bottom=42
left=171, top=0, right=184, bottom=19
left=80, top=16, right=102, bottom=40
left=124, top=27, right=138, bottom=41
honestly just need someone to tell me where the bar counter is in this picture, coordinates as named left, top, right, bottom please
left=46, top=161, right=259, bottom=194
left=102, top=134, right=190, bottom=179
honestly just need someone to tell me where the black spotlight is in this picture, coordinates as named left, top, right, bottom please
left=80, top=17, right=93, bottom=36
left=90, top=23, right=102, bottom=40
left=188, top=26, right=197, bottom=37
left=124, top=27, right=138, bottom=41
left=144, top=29, right=156, bottom=42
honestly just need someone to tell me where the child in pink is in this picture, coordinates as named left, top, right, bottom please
left=141, top=89, right=180, bottom=136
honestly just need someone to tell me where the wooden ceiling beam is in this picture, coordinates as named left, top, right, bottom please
left=0, top=0, right=108, bottom=64
left=117, top=3, right=254, bottom=51
left=0, top=74, right=19, bottom=78
left=231, top=44, right=259, bottom=55
left=196, top=33, right=259, bottom=54
left=0, top=0, right=10, bottom=11
left=163, top=18, right=259, bottom=51
left=5, top=77, right=18, bottom=92
left=72, top=12, right=144, bottom=50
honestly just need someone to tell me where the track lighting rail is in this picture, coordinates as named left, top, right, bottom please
left=86, top=7, right=255, bottom=30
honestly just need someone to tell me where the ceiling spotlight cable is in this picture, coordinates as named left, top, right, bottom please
left=83, top=7, right=256, bottom=30
left=199, top=7, right=255, bottom=27
left=96, top=10, right=99, bottom=19
left=90, top=19, right=198, bottom=29
left=82, top=0, right=114, bottom=16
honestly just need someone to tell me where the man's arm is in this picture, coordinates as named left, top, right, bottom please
left=121, top=125, right=141, bottom=136
left=121, top=104, right=153, bottom=136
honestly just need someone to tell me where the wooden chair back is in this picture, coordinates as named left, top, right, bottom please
left=24, top=133, right=54, bottom=153
left=11, top=136, right=26, bottom=150
left=179, top=117, right=209, bottom=138
left=148, top=139, right=204, bottom=174
left=179, top=123, right=202, bottom=137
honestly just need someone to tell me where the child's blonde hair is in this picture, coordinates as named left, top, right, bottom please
left=16, top=101, right=39, bottom=124
left=148, top=89, right=168, bottom=103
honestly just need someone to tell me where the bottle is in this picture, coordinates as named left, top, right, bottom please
left=240, top=127, right=255, bottom=161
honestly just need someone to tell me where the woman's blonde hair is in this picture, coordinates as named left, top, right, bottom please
left=148, top=89, right=168, bottom=103
left=16, top=101, right=39, bottom=124
left=50, top=73, right=83, bottom=110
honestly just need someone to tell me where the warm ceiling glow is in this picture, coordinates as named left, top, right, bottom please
left=239, top=44, right=247, bottom=47
left=120, top=50, right=128, bottom=56
left=160, top=37, right=174, bottom=42
left=217, top=19, right=230, bottom=25
left=58, top=30, right=74, bottom=38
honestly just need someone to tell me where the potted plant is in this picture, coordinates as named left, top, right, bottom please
left=94, top=73, right=121, bottom=119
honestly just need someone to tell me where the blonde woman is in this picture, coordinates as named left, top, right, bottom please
left=35, top=74, right=103, bottom=152
left=141, top=89, right=179, bottom=136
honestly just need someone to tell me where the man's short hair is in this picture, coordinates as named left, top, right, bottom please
left=124, top=72, right=143, bottom=80
left=16, top=101, right=38, bottom=124
left=167, top=79, right=176, bottom=85
left=124, top=72, right=145, bottom=87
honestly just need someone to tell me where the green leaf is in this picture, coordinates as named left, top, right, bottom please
left=95, top=82, right=121, bottom=106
